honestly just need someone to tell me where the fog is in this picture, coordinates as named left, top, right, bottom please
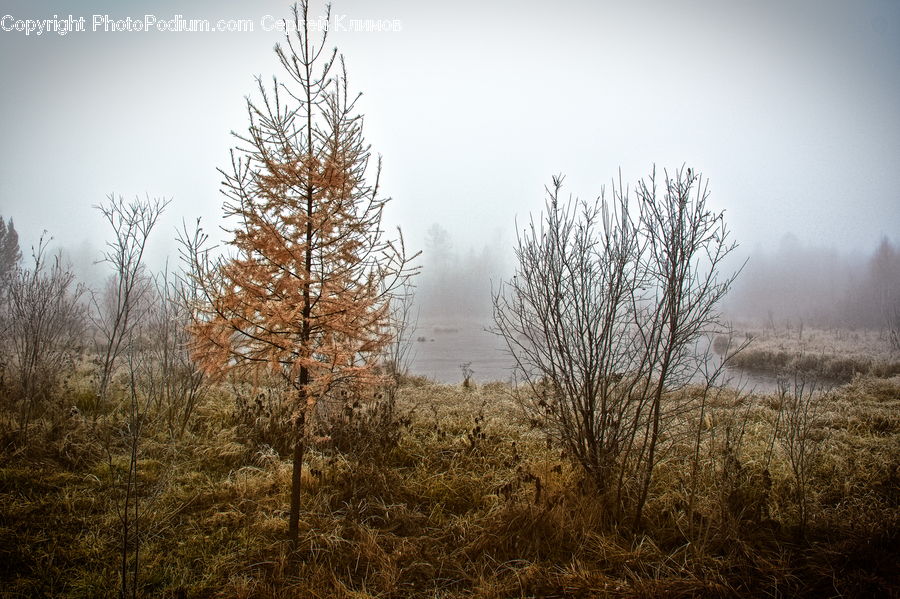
left=725, top=234, right=900, bottom=329
left=3, top=0, right=900, bottom=262
left=2, top=0, right=899, bottom=333
left=414, top=223, right=511, bottom=322
left=414, top=227, right=900, bottom=335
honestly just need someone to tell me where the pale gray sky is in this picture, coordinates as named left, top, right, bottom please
left=1, top=0, right=898, bottom=274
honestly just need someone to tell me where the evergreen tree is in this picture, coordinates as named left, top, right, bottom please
left=0, top=217, right=22, bottom=282
left=182, top=0, right=417, bottom=543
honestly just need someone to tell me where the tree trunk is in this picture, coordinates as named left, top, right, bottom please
left=633, top=350, right=672, bottom=530
left=288, top=411, right=306, bottom=544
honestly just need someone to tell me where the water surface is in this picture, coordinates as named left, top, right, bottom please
left=408, top=319, right=805, bottom=396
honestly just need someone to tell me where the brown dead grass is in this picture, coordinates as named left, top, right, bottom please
left=0, top=374, right=897, bottom=598
left=729, top=326, right=900, bottom=381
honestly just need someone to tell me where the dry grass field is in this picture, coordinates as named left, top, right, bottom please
left=1, top=367, right=897, bottom=598
left=726, top=325, right=900, bottom=382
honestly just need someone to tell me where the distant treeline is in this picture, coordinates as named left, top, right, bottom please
left=415, top=223, right=509, bottom=321
left=417, top=227, right=900, bottom=334
left=726, top=234, right=900, bottom=330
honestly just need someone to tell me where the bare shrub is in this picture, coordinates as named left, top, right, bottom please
left=320, top=285, right=419, bottom=464
left=493, top=167, right=739, bottom=527
left=380, top=281, right=418, bottom=387
left=90, top=195, right=169, bottom=408
left=459, top=362, right=474, bottom=389
left=231, top=383, right=295, bottom=457
left=318, top=384, right=412, bottom=463
left=86, top=196, right=170, bottom=597
left=142, top=266, right=208, bottom=439
left=493, top=175, right=644, bottom=505
left=776, top=372, right=825, bottom=539
left=1, top=235, right=85, bottom=439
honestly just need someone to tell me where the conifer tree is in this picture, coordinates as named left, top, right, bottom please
left=0, top=217, right=22, bottom=283
left=182, top=1, right=416, bottom=543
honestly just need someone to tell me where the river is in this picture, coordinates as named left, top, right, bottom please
left=407, top=319, right=788, bottom=395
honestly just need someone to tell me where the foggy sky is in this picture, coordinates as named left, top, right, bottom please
left=1, top=0, right=899, bottom=275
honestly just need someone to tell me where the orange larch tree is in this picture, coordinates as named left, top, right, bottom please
left=181, top=1, right=417, bottom=543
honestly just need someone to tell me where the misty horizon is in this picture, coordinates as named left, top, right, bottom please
left=2, top=0, right=899, bottom=381
left=2, top=0, right=900, bottom=265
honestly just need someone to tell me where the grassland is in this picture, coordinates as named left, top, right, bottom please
left=727, top=324, right=900, bottom=382
left=1, top=372, right=898, bottom=598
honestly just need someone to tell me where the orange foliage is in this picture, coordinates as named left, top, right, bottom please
left=183, top=36, right=415, bottom=407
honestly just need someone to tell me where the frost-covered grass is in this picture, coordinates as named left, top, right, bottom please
left=726, top=324, right=900, bottom=381
left=1, top=374, right=897, bottom=597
